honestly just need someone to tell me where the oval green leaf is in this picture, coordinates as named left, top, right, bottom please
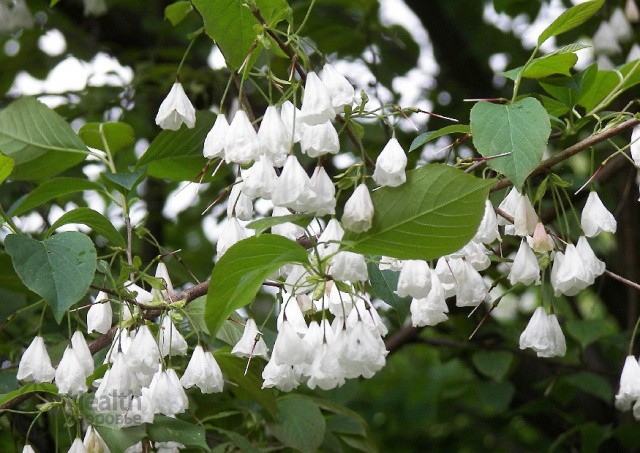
left=78, top=122, right=135, bottom=155
left=5, top=232, right=97, bottom=323
left=268, top=395, right=326, bottom=453
left=205, top=234, right=308, bottom=336
left=0, top=153, right=13, bottom=184
left=343, top=164, right=494, bottom=260
left=9, top=177, right=103, bottom=217
left=470, top=97, right=550, bottom=190
left=409, top=124, right=470, bottom=152
left=46, top=207, right=125, bottom=248
left=0, top=97, right=88, bottom=180
left=538, top=0, right=604, bottom=45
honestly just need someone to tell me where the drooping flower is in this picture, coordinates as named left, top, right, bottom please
left=231, top=318, right=269, bottom=359
left=337, top=318, right=387, bottom=379
left=474, top=200, right=501, bottom=244
left=513, top=192, right=538, bottom=236
left=308, top=166, right=336, bottom=216
left=330, top=251, right=368, bottom=282
left=615, top=355, right=640, bottom=411
left=530, top=222, right=554, bottom=253
left=271, top=155, right=315, bottom=211
left=55, top=346, right=88, bottom=396
left=155, top=82, right=196, bottom=131
left=147, top=368, right=188, bottom=417
left=223, top=110, right=260, bottom=165
left=410, top=272, right=448, bottom=327
left=71, top=331, right=94, bottom=377
left=610, top=7, right=634, bottom=42
left=83, top=426, right=109, bottom=453
left=22, top=445, right=35, bottom=453
left=632, top=125, right=640, bottom=167
left=300, top=120, right=340, bottom=158
left=575, top=236, right=606, bottom=282
left=453, top=259, right=487, bottom=307
left=242, top=154, right=278, bottom=200
left=372, top=138, right=407, bottom=187
left=280, top=100, right=305, bottom=145
left=497, top=187, right=520, bottom=226
left=180, top=345, right=224, bottom=393
left=519, top=307, right=566, bottom=358
left=227, top=180, right=253, bottom=221
left=216, top=216, right=250, bottom=257
left=67, top=437, right=87, bottom=453
left=396, top=260, right=432, bottom=299
left=258, top=106, right=290, bottom=164
left=203, top=113, right=229, bottom=159
left=341, top=183, right=374, bottom=232
left=95, top=351, right=140, bottom=411
left=299, top=71, right=335, bottom=125
left=317, top=218, right=345, bottom=259
left=508, top=240, right=541, bottom=286
left=320, top=63, right=355, bottom=113
left=127, top=325, right=161, bottom=378
left=153, top=262, right=174, bottom=299
left=17, top=336, right=55, bottom=383
left=581, top=191, right=617, bottom=237
left=158, top=316, right=188, bottom=357
left=550, top=244, right=591, bottom=296
left=87, top=291, right=113, bottom=334
left=272, top=319, right=310, bottom=367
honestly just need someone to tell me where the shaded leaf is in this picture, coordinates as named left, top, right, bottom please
left=101, top=170, right=146, bottom=192
left=0, top=97, right=88, bottom=180
left=366, top=262, right=411, bottom=321
left=148, top=416, right=208, bottom=449
left=246, top=214, right=312, bottom=235
left=565, top=318, right=609, bottom=348
left=0, top=153, right=14, bottom=183
left=165, top=1, right=194, bottom=26
left=46, top=207, right=125, bottom=248
left=470, top=97, right=550, bottom=189
left=343, top=164, right=493, bottom=260
left=9, top=177, right=102, bottom=217
left=0, top=383, right=58, bottom=407
left=409, top=124, right=470, bottom=152
left=78, top=122, right=135, bottom=155
left=268, top=395, right=326, bottom=453
left=5, top=233, right=97, bottom=323
left=471, top=351, right=514, bottom=381
left=205, top=234, right=308, bottom=336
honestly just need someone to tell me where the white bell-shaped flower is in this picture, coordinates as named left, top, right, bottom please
left=300, top=120, right=340, bottom=158
left=550, top=245, right=591, bottom=296
left=153, top=262, right=174, bottom=299
left=280, top=100, right=305, bottom=145
left=372, top=138, right=407, bottom=187
left=125, top=281, right=154, bottom=305
left=83, top=427, right=109, bottom=453
left=576, top=236, right=606, bottom=282
left=262, top=358, right=301, bottom=391
left=231, top=318, right=269, bottom=359
left=519, top=307, right=566, bottom=358
left=95, top=351, right=140, bottom=410
left=631, top=125, right=640, bottom=167
left=410, top=272, right=448, bottom=327
left=227, top=180, right=253, bottom=221
left=148, top=368, right=188, bottom=417
left=615, top=355, right=640, bottom=411
left=223, top=110, right=260, bottom=164
left=216, top=216, right=250, bottom=257
left=180, top=345, right=224, bottom=393
left=67, top=438, right=86, bottom=453
left=497, top=187, right=519, bottom=227
left=508, top=240, right=541, bottom=286
left=17, top=336, right=55, bottom=383
left=581, top=191, right=617, bottom=237
left=529, top=222, right=554, bottom=253
left=155, top=82, right=196, bottom=130
left=305, top=339, right=345, bottom=390
left=158, top=316, right=188, bottom=357
left=451, top=240, right=490, bottom=271
left=454, top=260, right=487, bottom=307
left=271, top=155, right=315, bottom=211
left=593, top=20, right=621, bottom=55
left=474, top=200, right=500, bottom=244
left=330, top=251, right=368, bottom=282
left=396, top=260, right=431, bottom=299
left=87, top=291, right=112, bottom=334
left=317, top=218, right=345, bottom=259
left=277, top=294, right=309, bottom=334
left=342, top=183, right=374, bottom=232
left=308, top=166, right=336, bottom=216
left=379, top=256, right=403, bottom=271
left=627, top=0, right=640, bottom=22
left=270, top=206, right=306, bottom=240
left=71, top=331, right=94, bottom=377
left=610, top=8, right=634, bottom=42
left=127, top=325, right=161, bottom=377
left=203, top=113, right=229, bottom=159
left=513, top=192, right=538, bottom=236
left=348, top=298, right=388, bottom=336
left=104, top=328, right=133, bottom=364
left=272, top=319, right=310, bottom=367
left=320, top=63, right=355, bottom=113
left=259, top=105, right=290, bottom=163
left=242, top=155, right=278, bottom=200
left=55, top=346, right=88, bottom=396
left=299, top=71, right=335, bottom=125
left=337, top=318, right=387, bottom=379
left=22, top=446, right=35, bottom=453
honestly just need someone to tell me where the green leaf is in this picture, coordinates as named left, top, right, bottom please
left=148, top=416, right=208, bottom=449
left=620, top=59, right=640, bottom=92
left=577, top=69, right=619, bottom=112
left=5, top=232, right=97, bottom=323
left=342, top=164, right=494, bottom=260
left=538, top=0, right=604, bottom=45
left=246, top=214, right=312, bottom=235
left=540, top=64, right=597, bottom=108
left=564, top=371, right=613, bottom=403
left=409, top=124, right=470, bottom=152
left=0, top=97, right=88, bottom=180
left=184, top=296, right=210, bottom=335
left=471, top=351, right=514, bottom=381
left=565, top=319, right=608, bottom=348
left=0, top=383, right=58, bottom=407
left=193, top=0, right=289, bottom=69
left=77, top=122, right=135, bottom=155
left=366, top=262, right=411, bottom=321
left=9, top=177, right=103, bottom=217
left=268, top=395, right=326, bottom=453
left=46, top=207, right=125, bottom=248
left=215, top=351, right=278, bottom=417
left=101, top=170, right=146, bottom=193
left=0, top=153, right=13, bottom=183
left=137, top=110, right=214, bottom=182
left=165, top=1, right=194, bottom=26
left=501, top=53, right=578, bottom=81
left=205, top=234, right=308, bottom=336
left=214, top=428, right=261, bottom=453
left=470, top=97, right=550, bottom=189
left=93, top=424, right=146, bottom=452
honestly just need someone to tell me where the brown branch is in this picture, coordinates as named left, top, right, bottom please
left=491, top=117, right=640, bottom=192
